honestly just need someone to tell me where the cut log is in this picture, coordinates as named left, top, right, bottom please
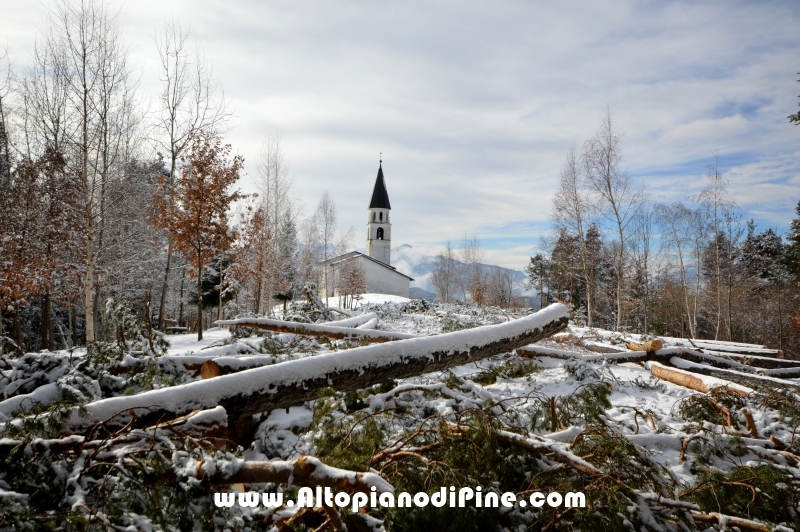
left=209, top=455, right=393, bottom=494
left=200, top=360, right=221, bottom=379
left=66, top=303, right=570, bottom=442
left=646, top=362, right=722, bottom=394
left=625, top=339, right=663, bottom=352
left=696, top=351, right=800, bottom=370
left=214, top=317, right=417, bottom=343
left=669, top=358, right=800, bottom=395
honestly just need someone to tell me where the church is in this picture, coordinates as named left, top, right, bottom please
left=320, top=162, right=414, bottom=298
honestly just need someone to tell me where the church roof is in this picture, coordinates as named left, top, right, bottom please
left=368, top=163, right=391, bottom=209
left=322, top=251, right=414, bottom=281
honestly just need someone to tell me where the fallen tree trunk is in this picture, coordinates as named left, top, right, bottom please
left=645, top=362, right=751, bottom=395
left=662, top=337, right=783, bottom=358
left=107, top=314, right=384, bottom=376
left=518, top=345, right=800, bottom=379
left=670, top=358, right=800, bottom=395
left=0, top=407, right=229, bottom=458
left=707, top=352, right=800, bottom=370
left=66, top=304, right=570, bottom=442
left=209, top=455, right=393, bottom=494
left=214, top=317, right=417, bottom=343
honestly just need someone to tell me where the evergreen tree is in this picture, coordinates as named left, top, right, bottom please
left=742, top=223, right=787, bottom=282
left=786, top=201, right=800, bottom=278
left=789, top=69, right=800, bottom=124
left=191, top=256, right=235, bottom=310
left=275, top=211, right=298, bottom=308
left=525, top=254, right=551, bottom=310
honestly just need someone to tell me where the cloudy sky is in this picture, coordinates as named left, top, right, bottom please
left=4, top=0, right=800, bottom=269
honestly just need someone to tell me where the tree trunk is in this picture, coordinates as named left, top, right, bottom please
left=11, top=310, right=22, bottom=350
left=178, top=267, right=185, bottom=327
left=68, top=304, right=570, bottom=442
left=40, top=291, right=53, bottom=351
left=70, top=305, right=78, bottom=347
left=216, top=318, right=417, bottom=343
left=157, top=238, right=173, bottom=330
left=197, top=254, right=203, bottom=341
left=84, top=219, right=95, bottom=344
left=218, top=262, right=223, bottom=324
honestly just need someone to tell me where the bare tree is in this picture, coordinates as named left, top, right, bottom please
left=313, top=190, right=338, bottom=306
left=337, top=259, right=367, bottom=310
left=297, top=215, right=320, bottom=294
left=552, top=146, right=596, bottom=326
left=487, top=265, right=516, bottom=308
left=45, top=0, right=138, bottom=343
left=0, top=45, right=12, bottom=189
left=431, top=241, right=459, bottom=302
left=459, top=232, right=486, bottom=304
left=582, top=110, right=641, bottom=330
left=254, top=134, right=295, bottom=314
left=629, top=200, right=655, bottom=334
left=656, top=202, right=704, bottom=338
left=695, top=157, right=740, bottom=340
left=152, top=20, right=232, bottom=330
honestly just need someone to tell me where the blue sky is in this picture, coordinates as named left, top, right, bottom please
left=3, top=0, right=799, bottom=269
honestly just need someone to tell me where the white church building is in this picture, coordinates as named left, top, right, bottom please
left=320, top=162, right=413, bottom=298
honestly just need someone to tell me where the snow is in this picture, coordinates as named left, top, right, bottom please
left=164, top=327, right=232, bottom=356
left=67, top=303, right=570, bottom=429
left=5, top=297, right=800, bottom=529
left=0, top=382, right=61, bottom=420
left=331, top=293, right=410, bottom=309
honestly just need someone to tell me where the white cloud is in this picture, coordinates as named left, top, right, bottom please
left=3, top=0, right=799, bottom=270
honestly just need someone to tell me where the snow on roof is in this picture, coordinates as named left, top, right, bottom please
left=321, top=251, right=414, bottom=280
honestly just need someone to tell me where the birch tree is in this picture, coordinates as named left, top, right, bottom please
left=582, top=110, right=641, bottom=331
left=0, top=45, right=12, bottom=189
left=459, top=233, right=486, bottom=304
left=656, top=202, right=701, bottom=338
left=696, top=158, right=740, bottom=340
left=313, top=190, right=337, bottom=305
left=253, top=134, right=294, bottom=314
left=552, top=146, right=596, bottom=326
left=431, top=241, right=459, bottom=302
left=49, top=0, right=134, bottom=343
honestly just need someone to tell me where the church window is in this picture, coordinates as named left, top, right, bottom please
left=372, top=212, right=375, bottom=221
left=379, top=212, right=383, bottom=221
left=377, top=227, right=384, bottom=240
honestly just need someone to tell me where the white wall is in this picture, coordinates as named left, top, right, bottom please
left=323, top=255, right=409, bottom=298
left=359, top=256, right=409, bottom=298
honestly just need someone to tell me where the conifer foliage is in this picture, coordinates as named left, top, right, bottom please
left=151, top=130, right=243, bottom=340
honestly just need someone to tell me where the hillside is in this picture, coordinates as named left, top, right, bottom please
left=392, top=244, right=530, bottom=301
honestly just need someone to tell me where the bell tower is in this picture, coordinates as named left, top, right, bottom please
left=366, top=159, right=391, bottom=264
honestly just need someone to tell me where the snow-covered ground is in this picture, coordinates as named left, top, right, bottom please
left=3, top=299, right=799, bottom=530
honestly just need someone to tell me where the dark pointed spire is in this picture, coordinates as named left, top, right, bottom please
left=369, top=160, right=391, bottom=209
